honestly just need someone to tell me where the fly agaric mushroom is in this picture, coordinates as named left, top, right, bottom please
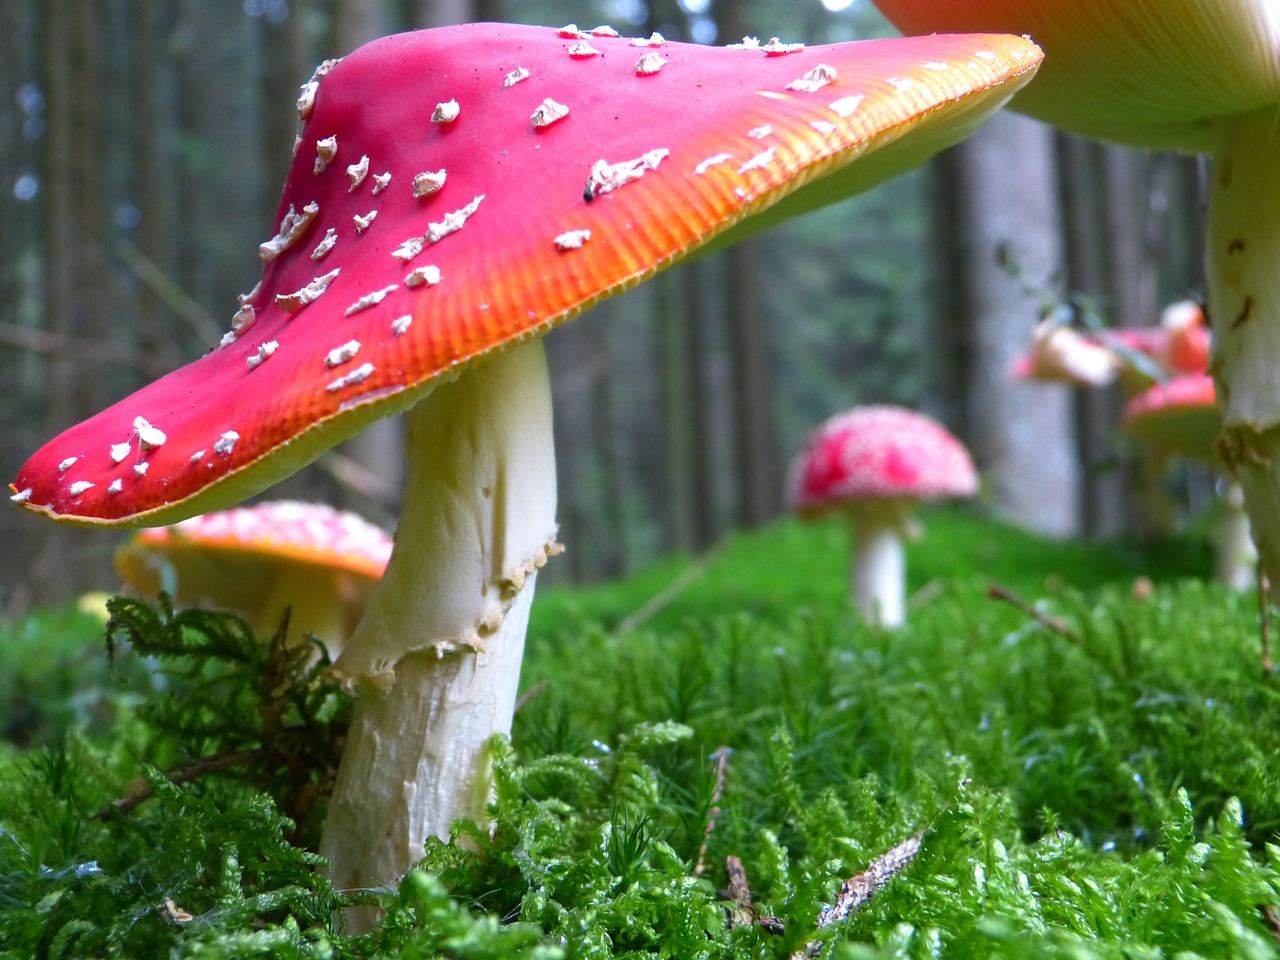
left=869, top=1, right=1280, bottom=587
left=8, top=23, right=1041, bottom=905
left=1124, top=374, right=1255, bottom=590
left=788, top=406, right=979, bottom=626
left=114, top=500, right=392, bottom=656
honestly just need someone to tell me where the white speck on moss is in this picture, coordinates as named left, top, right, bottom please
left=829, top=95, right=864, bottom=118
left=325, top=340, right=362, bottom=367
left=346, top=154, right=370, bottom=190
left=531, top=98, right=570, bottom=128
left=404, top=265, right=441, bottom=287
left=786, top=64, right=837, bottom=93
left=431, top=100, right=460, bottom=124
left=276, top=268, right=341, bottom=312
left=554, top=229, right=592, bottom=250
left=504, top=67, right=531, bottom=87
left=413, top=170, right=447, bottom=197
left=326, top=362, right=375, bottom=392
left=345, top=285, right=398, bottom=316
left=68, top=481, right=94, bottom=496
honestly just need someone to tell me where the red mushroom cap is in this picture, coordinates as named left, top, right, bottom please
left=1122, top=373, right=1222, bottom=465
left=116, top=500, right=393, bottom=584
left=788, top=405, right=979, bottom=514
left=11, top=23, right=1040, bottom=527
left=871, top=1, right=1280, bottom=151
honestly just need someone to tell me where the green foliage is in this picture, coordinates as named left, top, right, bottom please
left=2, top=517, right=1280, bottom=957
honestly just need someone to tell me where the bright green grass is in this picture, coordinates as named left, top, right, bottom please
left=5, top=510, right=1280, bottom=958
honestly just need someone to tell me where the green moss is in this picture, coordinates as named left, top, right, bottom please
left=3, top=514, right=1279, bottom=957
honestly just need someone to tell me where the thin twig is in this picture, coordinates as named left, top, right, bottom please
left=987, top=584, right=1083, bottom=645
left=694, top=747, right=732, bottom=877
left=613, top=543, right=724, bottom=635
left=94, top=747, right=264, bottom=820
left=787, top=832, right=924, bottom=959
left=724, top=856, right=757, bottom=929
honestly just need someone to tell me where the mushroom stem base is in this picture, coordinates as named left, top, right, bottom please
left=1209, top=107, right=1280, bottom=590
left=318, top=338, right=559, bottom=924
left=849, top=511, right=906, bottom=628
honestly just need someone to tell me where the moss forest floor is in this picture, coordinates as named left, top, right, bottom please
left=5, top=509, right=1280, bottom=958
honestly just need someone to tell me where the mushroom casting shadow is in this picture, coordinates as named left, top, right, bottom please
left=9, top=23, right=1042, bottom=910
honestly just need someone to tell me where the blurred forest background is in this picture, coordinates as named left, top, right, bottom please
left=0, top=0, right=1207, bottom=612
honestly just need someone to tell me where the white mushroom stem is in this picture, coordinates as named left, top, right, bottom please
left=848, top=501, right=916, bottom=629
left=1215, top=480, right=1257, bottom=593
left=319, top=338, right=559, bottom=924
left=1209, top=106, right=1280, bottom=589
left=257, top=566, right=355, bottom=658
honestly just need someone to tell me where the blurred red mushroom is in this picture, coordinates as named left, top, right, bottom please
left=788, top=406, right=979, bottom=627
left=1123, top=374, right=1255, bottom=590
left=871, top=0, right=1280, bottom=588
left=114, top=500, right=392, bottom=656
left=9, top=23, right=1041, bottom=905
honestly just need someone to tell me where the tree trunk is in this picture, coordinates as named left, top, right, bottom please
left=951, top=112, right=1080, bottom=537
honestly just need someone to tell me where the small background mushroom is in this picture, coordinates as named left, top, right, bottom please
left=787, top=405, right=979, bottom=627
left=114, top=500, right=393, bottom=656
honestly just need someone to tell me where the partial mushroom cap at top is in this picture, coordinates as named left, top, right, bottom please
left=788, top=405, right=979, bottom=515
left=11, top=23, right=1041, bottom=528
left=1122, top=373, right=1222, bottom=466
left=872, top=0, right=1280, bottom=151
left=114, top=500, right=393, bottom=645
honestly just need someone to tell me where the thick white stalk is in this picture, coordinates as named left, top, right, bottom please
left=849, top=508, right=906, bottom=628
left=1209, top=106, right=1280, bottom=584
left=319, top=338, right=559, bottom=916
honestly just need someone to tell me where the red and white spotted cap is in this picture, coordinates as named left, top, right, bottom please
left=788, top=405, right=978, bottom=513
left=11, top=23, right=1039, bottom=527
